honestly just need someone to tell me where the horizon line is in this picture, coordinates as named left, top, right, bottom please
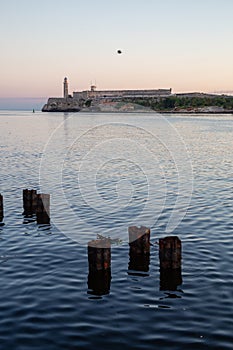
left=1, top=91, right=233, bottom=99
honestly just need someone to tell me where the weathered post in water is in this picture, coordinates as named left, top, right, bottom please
left=128, top=226, right=150, bottom=254
left=159, top=236, right=181, bottom=269
left=87, top=238, right=111, bottom=295
left=88, top=238, right=111, bottom=271
left=36, top=194, right=50, bottom=225
left=0, top=194, right=4, bottom=222
left=128, top=226, right=150, bottom=274
left=159, top=236, right=182, bottom=290
left=23, top=189, right=38, bottom=216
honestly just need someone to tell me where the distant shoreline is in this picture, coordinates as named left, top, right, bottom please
left=161, top=110, right=233, bottom=114
left=1, top=109, right=233, bottom=116
left=41, top=92, right=233, bottom=114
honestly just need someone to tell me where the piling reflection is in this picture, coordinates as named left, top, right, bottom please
left=128, top=226, right=150, bottom=276
left=160, top=268, right=182, bottom=291
left=88, top=269, right=111, bottom=296
left=23, top=214, right=36, bottom=224
left=128, top=248, right=150, bottom=276
left=87, top=238, right=111, bottom=296
left=0, top=217, right=4, bottom=227
left=159, top=236, right=182, bottom=291
left=0, top=193, right=4, bottom=226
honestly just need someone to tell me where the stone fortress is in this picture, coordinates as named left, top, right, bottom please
left=42, top=77, right=172, bottom=112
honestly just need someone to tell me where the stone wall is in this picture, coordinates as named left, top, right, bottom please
left=73, top=88, right=172, bottom=100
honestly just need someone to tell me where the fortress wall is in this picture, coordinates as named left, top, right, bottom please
left=73, top=91, right=89, bottom=100
left=73, top=89, right=172, bottom=100
left=47, top=98, right=65, bottom=103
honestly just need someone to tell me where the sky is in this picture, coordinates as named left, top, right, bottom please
left=0, top=0, right=233, bottom=108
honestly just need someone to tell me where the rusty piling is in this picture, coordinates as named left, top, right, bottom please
left=159, top=236, right=182, bottom=290
left=0, top=194, right=4, bottom=223
left=87, top=238, right=111, bottom=295
left=36, top=193, right=50, bottom=225
left=128, top=226, right=150, bottom=254
left=128, top=226, right=150, bottom=275
left=23, top=189, right=38, bottom=216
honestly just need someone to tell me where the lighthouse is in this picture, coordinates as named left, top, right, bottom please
left=63, top=77, right=69, bottom=99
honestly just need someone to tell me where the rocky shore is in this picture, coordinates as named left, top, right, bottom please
left=42, top=99, right=153, bottom=113
left=42, top=97, right=81, bottom=112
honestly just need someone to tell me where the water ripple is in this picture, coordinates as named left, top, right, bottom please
left=0, top=112, right=233, bottom=349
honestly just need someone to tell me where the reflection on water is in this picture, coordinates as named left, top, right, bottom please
left=0, top=214, right=4, bottom=226
left=160, top=268, right=182, bottom=291
left=0, top=112, right=233, bottom=349
left=37, top=223, right=52, bottom=233
left=0, top=194, right=4, bottom=226
left=88, top=269, right=111, bottom=296
left=36, top=212, right=50, bottom=225
left=22, top=214, right=36, bottom=225
left=128, top=247, right=150, bottom=276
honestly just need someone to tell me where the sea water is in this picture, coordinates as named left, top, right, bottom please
left=0, top=110, right=233, bottom=349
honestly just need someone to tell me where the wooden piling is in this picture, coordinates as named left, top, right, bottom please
left=36, top=193, right=50, bottom=224
left=87, top=238, right=111, bottom=295
left=159, top=236, right=181, bottom=269
left=159, top=236, right=182, bottom=290
left=23, top=189, right=37, bottom=215
left=128, top=226, right=150, bottom=254
left=88, top=238, right=111, bottom=271
left=128, top=226, right=150, bottom=275
left=0, top=194, right=3, bottom=222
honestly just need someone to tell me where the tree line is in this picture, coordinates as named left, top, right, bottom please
left=122, top=95, right=233, bottom=111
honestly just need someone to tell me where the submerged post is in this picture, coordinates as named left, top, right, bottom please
left=0, top=194, right=4, bottom=222
left=128, top=226, right=150, bottom=274
left=36, top=194, right=50, bottom=224
left=23, top=189, right=38, bottom=215
left=159, top=236, right=182, bottom=290
left=87, top=238, right=111, bottom=295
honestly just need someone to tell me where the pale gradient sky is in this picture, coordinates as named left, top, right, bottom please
left=1, top=0, right=233, bottom=101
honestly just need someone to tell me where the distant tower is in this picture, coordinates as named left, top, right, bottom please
left=90, top=84, right=97, bottom=98
left=91, top=85, right=96, bottom=92
left=63, top=77, right=69, bottom=99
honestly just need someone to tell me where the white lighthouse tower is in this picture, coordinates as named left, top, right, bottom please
left=63, top=77, right=69, bottom=99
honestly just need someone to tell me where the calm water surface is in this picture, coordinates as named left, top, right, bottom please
left=0, top=111, right=233, bottom=349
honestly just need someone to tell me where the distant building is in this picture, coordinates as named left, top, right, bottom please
left=42, top=77, right=172, bottom=112
left=61, top=77, right=172, bottom=100
left=73, top=87, right=172, bottom=100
